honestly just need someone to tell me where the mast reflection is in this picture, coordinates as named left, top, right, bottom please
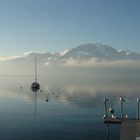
left=31, top=87, right=39, bottom=120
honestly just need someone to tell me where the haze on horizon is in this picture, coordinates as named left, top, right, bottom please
left=0, top=0, right=140, bottom=55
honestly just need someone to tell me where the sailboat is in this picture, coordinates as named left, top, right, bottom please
left=31, top=56, right=40, bottom=92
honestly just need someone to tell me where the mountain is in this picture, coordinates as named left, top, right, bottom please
left=1, top=43, right=140, bottom=66
left=43, top=43, right=140, bottom=65
left=61, top=43, right=117, bottom=59
left=60, top=43, right=140, bottom=61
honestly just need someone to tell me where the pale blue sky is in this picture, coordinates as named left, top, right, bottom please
left=0, top=0, right=140, bottom=55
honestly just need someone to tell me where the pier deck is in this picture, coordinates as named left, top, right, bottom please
left=120, top=120, right=140, bottom=140
left=104, top=117, right=140, bottom=140
left=104, top=117, right=139, bottom=124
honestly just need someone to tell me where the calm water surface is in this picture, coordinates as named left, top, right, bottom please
left=0, top=75, right=140, bottom=140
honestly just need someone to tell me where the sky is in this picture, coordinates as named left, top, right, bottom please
left=0, top=0, right=140, bottom=55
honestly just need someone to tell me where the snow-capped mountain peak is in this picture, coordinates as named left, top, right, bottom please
left=59, top=49, right=70, bottom=56
left=1, top=43, right=140, bottom=66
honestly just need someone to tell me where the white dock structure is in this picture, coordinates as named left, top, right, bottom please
left=103, top=97, right=140, bottom=140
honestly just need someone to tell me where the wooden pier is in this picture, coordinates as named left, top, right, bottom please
left=104, top=117, right=140, bottom=124
left=120, top=120, right=140, bottom=140
left=103, top=97, right=140, bottom=140
left=104, top=117, right=122, bottom=124
left=104, top=117, right=140, bottom=140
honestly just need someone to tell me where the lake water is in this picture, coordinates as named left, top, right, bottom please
left=0, top=74, right=140, bottom=140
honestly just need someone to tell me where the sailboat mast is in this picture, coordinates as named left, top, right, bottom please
left=31, top=55, right=40, bottom=91
left=35, top=56, right=37, bottom=82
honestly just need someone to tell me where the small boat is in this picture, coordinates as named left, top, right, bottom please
left=31, top=82, right=40, bottom=91
left=31, top=56, right=40, bottom=92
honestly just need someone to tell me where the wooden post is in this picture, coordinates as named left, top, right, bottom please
left=104, top=98, right=108, bottom=117
left=120, top=97, right=124, bottom=118
left=137, top=99, right=140, bottom=120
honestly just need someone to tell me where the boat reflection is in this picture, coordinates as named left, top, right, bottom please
left=31, top=87, right=39, bottom=120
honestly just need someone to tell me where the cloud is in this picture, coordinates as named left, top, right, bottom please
left=0, top=51, right=33, bottom=62
left=47, top=57, right=139, bottom=67
left=0, top=55, right=23, bottom=62
left=0, top=51, right=46, bottom=62
left=23, top=51, right=33, bottom=56
left=23, top=51, right=47, bottom=56
left=60, top=49, right=70, bottom=56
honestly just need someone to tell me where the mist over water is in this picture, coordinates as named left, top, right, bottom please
left=0, top=65, right=139, bottom=140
